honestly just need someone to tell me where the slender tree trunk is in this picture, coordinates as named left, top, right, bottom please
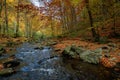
left=113, top=17, right=116, bottom=35
left=101, top=0, right=107, bottom=31
left=70, top=6, right=77, bottom=31
left=85, top=0, right=99, bottom=41
left=113, top=1, right=117, bottom=36
left=59, top=5, right=63, bottom=34
left=0, top=0, right=3, bottom=35
left=29, top=19, right=32, bottom=38
left=60, top=0, right=66, bottom=34
left=15, top=0, right=20, bottom=37
left=4, top=0, right=8, bottom=35
left=0, top=0, right=2, bottom=16
left=50, top=17, right=54, bottom=37
left=24, top=13, right=29, bottom=38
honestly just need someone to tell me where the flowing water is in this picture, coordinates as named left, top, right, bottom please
left=0, top=43, right=116, bottom=80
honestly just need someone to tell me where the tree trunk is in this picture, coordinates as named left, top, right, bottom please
left=29, top=19, right=32, bottom=38
left=24, top=13, right=29, bottom=38
left=60, top=0, right=67, bottom=34
left=85, top=0, right=99, bottom=41
left=0, top=0, right=3, bottom=35
left=70, top=6, right=77, bottom=31
left=4, top=0, right=8, bottom=35
left=112, top=1, right=117, bottom=36
left=14, top=0, right=20, bottom=37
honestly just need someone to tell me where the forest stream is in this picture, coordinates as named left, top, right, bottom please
left=0, top=42, right=117, bottom=80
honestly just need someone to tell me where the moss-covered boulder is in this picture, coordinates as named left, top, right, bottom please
left=0, top=58, right=14, bottom=64
left=0, top=68, right=14, bottom=76
left=46, top=41, right=57, bottom=46
left=80, top=48, right=102, bottom=64
left=3, top=60, right=20, bottom=68
left=62, top=45, right=85, bottom=58
left=0, top=58, right=20, bottom=68
left=62, top=45, right=102, bottom=64
left=0, top=57, right=20, bottom=76
left=62, top=46, right=72, bottom=57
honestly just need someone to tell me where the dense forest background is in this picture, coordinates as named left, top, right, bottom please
left=0, top=0, right=120, bottom=42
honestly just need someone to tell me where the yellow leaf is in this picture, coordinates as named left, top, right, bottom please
left=7, top=0, right=14, bottom=3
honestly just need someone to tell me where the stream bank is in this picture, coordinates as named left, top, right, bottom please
left=0, top=42, right=119, bottom=80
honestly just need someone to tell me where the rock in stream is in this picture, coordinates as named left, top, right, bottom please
left=62, top=45, right=102, bottom=64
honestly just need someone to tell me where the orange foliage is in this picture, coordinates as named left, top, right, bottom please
left=0, top=64, right=4, bottom=70
left=100, top=57, right=116, bottom=68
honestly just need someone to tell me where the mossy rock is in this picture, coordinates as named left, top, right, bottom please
left=62, top=46, right=71, bottom=55
left=73, top=46, right=85, bottom=55
left=80, top=48, right=102, bottom=64
left=0, top=68, right=14, bottom=76
left=62, top=45, right=85, bottom=59
left=0, top=57, right=20, bottom=68
left=62, top=46, right=72, bottom=58
left=34, top=46, right=44, bottom=50
left=46, top=41, right=57, bottom=46
left=0, top=58, right=14, bottom=64
left=62, top=45, right=103, bottom=64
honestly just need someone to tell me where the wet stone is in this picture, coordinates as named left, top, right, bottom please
left=62, top=45, right=102, bottom=64
left=0, top=46, right=5, bottom=56
left=34, top=46, right=44, bottom=50
left=47, top=41, right=57, bottom=46
left=3, top=60, right=20, bottom=68
left=101, top=46, right=110, bottom=53
left=108, top=43, right=117, bottom=48
left=0, top=68, right=14, bottom=76
left=80, top=48, right=102, bottom=64
left=104, top=53, right=110, bottom=58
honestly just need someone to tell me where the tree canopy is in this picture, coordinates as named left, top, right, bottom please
left=0, top=0, right=120, bottom=40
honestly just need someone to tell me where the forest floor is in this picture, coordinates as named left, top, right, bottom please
left=52, top=37, right=120, bottom=69
left=0, top=37, right=27, bottom=53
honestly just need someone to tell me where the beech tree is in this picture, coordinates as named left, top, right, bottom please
left=4, top=0, right=9, bottom=35
left=14, top=0, right=20, bottom=37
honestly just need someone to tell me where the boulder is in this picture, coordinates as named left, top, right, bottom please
left=104, top=53, right=110, bottom=58
left=0, top=58, right=20, bottom=68
left=108, top=43, right=117, bottom=48
left=108, top=43, right=117, bottom=52
left=62, top=46, right=72, bottom=57
left=62, top=45, right=85, bottom=58
left=101, top=46, right=110, bottom=53
left=115, top=63, right=120, bottom=71
left=46, top=41, right=57, bottom=46
left=80, top=48, right=102, bottom=64
left=3, top=60, right=20, bottom=68
left=54, top=48, right=61, bottom=52
left=34, top=46, right=44, bottom=50
left=0, top=58, right=14, bottom=64
left=62, top=45, right=102, bottom=64
left=0, top=68, right=14, bottom=76
left=0, top=46, right=5, bottom=56
left=73, top=46, right=85, bottom=55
